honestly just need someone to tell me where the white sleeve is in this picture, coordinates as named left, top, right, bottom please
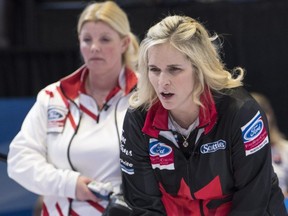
left=7, top=90, right=80, bottom=199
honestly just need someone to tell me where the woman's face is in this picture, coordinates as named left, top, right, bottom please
left=148, top=42, right=196, bottom=113
left=79, top=21, right=129, bottom=74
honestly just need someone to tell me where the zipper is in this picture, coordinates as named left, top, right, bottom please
left=114, top=96, right=123, bottom=146
left=67, top=100, right=82, bottom=171
left=199, top=199, right=205, bottom=216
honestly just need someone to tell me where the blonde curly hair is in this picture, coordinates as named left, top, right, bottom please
left=130, top=15, right=244, bottom=110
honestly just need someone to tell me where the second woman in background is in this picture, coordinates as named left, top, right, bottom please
left=251, top=92, right=288, bottom=198
left=7, top=1, right=138, bottom=215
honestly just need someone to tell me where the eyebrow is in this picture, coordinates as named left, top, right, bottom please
left=148, top=64, right=156, bottom=67
left=148, top=64, right=182, bottom=67
left=167, top=64, right=181, bottom=67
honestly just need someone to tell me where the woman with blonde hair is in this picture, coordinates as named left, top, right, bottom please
left=8, top=1, right=138, bottom=215
left=120, top=15, right=286, bottom=215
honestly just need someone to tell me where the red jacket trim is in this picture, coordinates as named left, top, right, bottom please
left=142, top=88, right=217, bottom=137
left=59, top=65, right=137, bottom=100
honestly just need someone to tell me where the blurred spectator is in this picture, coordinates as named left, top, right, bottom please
left=251, top=92, right=288, bottom=197
left=33, top=196, right=43, bottom=216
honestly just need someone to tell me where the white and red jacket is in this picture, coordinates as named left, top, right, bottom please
left=7, top=65, right=137, bottom=216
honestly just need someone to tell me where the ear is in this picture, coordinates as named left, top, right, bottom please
left=121, top=36, right=130, bottom=53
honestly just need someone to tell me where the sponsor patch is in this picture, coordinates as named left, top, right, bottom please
left=241, top=111, right=269, bottom=156
left=200, top=140, right=226, bottom=154
left=120, top=158, right=134, bottom=175
left=149, top=138, right=174, bottom=170
left=120, top=132, right=132, bottom=156
left=47, top=106, right=68, bottom=133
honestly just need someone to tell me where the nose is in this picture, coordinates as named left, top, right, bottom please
left=91, top=42, right=100, bottom=53
left=158, top=72, right=170, bottom=86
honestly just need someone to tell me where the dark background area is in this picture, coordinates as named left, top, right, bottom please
left=0, top=0, right=288, bottom=137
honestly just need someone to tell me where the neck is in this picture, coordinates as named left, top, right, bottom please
left=87, top=63, right=123, bottom=91
left=87, top=75, right=118, bottom=93
left=169, top=106, right=199, bottom=129
left=85, top=69, right=120, bottom=108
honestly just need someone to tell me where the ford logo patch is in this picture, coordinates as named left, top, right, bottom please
left=150, top=143, right=172, bottom=157
left=243, top=120, right=263, bottom=141
left=48, top=108, right=66, bottom=121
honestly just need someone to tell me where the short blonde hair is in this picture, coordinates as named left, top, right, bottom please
left=130, top=15, right=244, bottom=109
left=77, top=1, right=139, bottom=70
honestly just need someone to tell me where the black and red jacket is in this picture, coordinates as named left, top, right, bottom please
left=120, top=87, right=287, bottom=216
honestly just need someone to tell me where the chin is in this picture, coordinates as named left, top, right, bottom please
left=160, top=101, right=174, bottom=111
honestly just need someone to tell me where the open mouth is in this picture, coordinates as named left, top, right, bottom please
left=160, top=92, right=174, bottom=98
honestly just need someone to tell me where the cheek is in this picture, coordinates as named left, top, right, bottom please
left=105, top=45, right=122, bottom=56
left=105, top=48, right=115, bottom=56
left=80, top=44, right=89, bottom=59
left=148, top=73, right=157, bottom=88
left=183, top=72, right=195, bottom=88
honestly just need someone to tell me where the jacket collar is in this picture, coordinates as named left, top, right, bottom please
left=59, top=65, right=138, bottom=100
left=142, top=88, right=218, bottom=138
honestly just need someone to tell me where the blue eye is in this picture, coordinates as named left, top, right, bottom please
left=101, top=37, right=111, bottom=43
left=149, top=67, right=160, bottom=73
left=168, top=67, right=181, bottom=74
left=83, top=37, right=92, bottom=43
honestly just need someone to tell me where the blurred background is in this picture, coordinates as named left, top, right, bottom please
left=0, top=0, right=288, bottom=215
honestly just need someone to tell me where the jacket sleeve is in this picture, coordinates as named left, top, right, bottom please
left=120, top=108, right=166, bottom=215
left=228, top=99, right=286, bottom=215
left=7, top=88, right=80, bottom=199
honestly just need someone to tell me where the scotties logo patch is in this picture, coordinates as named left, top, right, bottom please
left=200, top=140, right=226, bottom=154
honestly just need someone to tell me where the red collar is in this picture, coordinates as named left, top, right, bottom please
left=59, top=65, right=137, bottom=99
left=142, top=88, right=217, bottom=137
